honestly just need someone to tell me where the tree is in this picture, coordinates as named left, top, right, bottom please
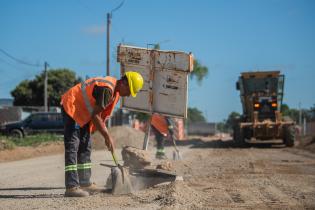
left=187, top=107, right=206, bottom=123
left=281, top=103, right=315, bottom=123
left=309, top=104, right=315, bottom=120
left=281, top=104, right=290, bottom=115
left=131, top=111, right=150, bottom=122
left=11, top=69, right=82, bottom=106
left=225, top=111, right=241, bottom=130
left=216, top=121, right=228, bottom=132
left=190, top=60, right=208, bottom=85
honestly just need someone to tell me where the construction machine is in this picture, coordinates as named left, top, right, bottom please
left=234, top=71, right=296, bottom=147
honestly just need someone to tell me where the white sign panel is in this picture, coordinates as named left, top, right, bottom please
left=117, top=45, right=193, bottom=118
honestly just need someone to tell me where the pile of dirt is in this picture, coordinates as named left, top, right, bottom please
left=132, top=181, right=206, bottom=209
left=92, top=126, right=154, bottom=150
left=297, top=135, right=315, bottom=153
left=122, top=146, right=152, bottom=168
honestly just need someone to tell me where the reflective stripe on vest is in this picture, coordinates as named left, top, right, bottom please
left=81, top=79, right=115, bottom=116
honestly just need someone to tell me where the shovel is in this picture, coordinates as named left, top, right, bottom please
left=110, top=151, right=124, bottom=182
left=104, top=150, right=133, bottom=195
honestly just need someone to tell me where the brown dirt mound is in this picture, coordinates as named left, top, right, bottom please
left=132, top=181, right=206, bottom=209
left=0, top=142, right=64, bottom=162
left=92, top=126, right=154, bottom=150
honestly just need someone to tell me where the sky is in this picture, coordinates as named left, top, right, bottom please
left=0, top=0, right=314, bottom=122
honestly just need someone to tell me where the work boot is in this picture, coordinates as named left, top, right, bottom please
left=64, top=186, right=89, bottom=197
left=80, top=182, right=104, bottom=195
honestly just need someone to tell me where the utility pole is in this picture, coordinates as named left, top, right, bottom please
left=44, top=62, right=48, bottom=112
left=106, top=13, right=111, bottom=129
left=106, top=0, right=125, bottom=128
left=303, top=117, right=306, bottom=136
left=106, top=13, right=111, bottom=76
left=106, top=0, right=124, bottom=76
left=299, top=102, right=302, bottom=126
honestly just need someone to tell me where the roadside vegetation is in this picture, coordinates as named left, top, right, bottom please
left=0, top=134, right=62, bottom=150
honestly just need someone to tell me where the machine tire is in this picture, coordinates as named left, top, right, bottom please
left=283, top=125, right=295, bottom=147
left=233, top=125, right=246, bottom=147
left=10, top=129, right=23, bottom=139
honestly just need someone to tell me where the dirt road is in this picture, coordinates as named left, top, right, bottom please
left=0, top=137, right=314, bottom=209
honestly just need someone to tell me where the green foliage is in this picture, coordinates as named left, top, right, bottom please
left=187, top=107, right=206, bottom=123
left=225, top=111, right=241, bottom=130
left=310, top=104, right=315, bottom=120
left=216, top=111, right=240, bottom=132
left=153, top=44, right=160, bottom=50
left=284, top=108, right=300, bottom=122
left=11, top=69, right=82, bottom=106
left=0, top=138, right=16, bottom=150
left=281, top=104, right=290, bottom=114
left=281, top=103, right=315, bottom=122
left=216, top=121, right=228, bottom=132
left=8, top=133, right=62, bottom=147
left=132, top=111, right=150, bottom=122
left=0, top=134, right=62, bottom=150
left=190, top=60, right=208, bottom=85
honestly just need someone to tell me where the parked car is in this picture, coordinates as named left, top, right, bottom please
left=0, top=112, right=64, bottom=138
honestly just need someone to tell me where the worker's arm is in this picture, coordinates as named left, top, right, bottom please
left=91, top=86, right=115, bottom=152
left=91, top=106, right=114, bottom=153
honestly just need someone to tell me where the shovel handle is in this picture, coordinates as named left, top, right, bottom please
left=111, top=152, right=119, bottom=166
left=171, top=135, right=179, bottom=152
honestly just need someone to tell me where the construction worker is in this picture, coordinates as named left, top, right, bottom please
left=151, top=113, right=174, bottom=159
left=61, top=71, right=143, bottom=197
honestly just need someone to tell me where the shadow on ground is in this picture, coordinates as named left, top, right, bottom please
left=0, top=194, right=64, bottom=199
left=0, top=187, right=64, bottom=191
left=0, top=187, right=65, bottom=199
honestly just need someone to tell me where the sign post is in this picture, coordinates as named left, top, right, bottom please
left=117, top=44, right=194, bottom=150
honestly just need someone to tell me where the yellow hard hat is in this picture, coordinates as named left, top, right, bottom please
left=125, top=71, right=144, bottom=97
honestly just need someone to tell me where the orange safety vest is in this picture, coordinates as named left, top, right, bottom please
left=151, top=113, right=169, bottom=136
left=61, top=76, right=120, bottom=133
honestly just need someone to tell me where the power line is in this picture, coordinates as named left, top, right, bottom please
left=0, top=56, right=42, bottom=79
left=111, top=0, right=125, bottom=14
left=0, top=48, right=41, bottom=67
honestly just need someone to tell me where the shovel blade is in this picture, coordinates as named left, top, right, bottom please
left=173, top=150, right=182, bottom=160
left=111, top=166, right=133, bottom=195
